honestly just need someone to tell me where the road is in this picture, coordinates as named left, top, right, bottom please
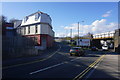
left=2, top=43, right=119, bottom=80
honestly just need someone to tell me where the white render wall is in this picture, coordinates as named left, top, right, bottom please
left=40, top=24, right=54, bottom=37
left=20, top=12, right=54, bottom=37
left=20, top=24, right=54, bottom=37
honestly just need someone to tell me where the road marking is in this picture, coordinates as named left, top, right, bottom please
left=70, top=57, right=81, bottom=61
left=29, top=57, right=81, bottom=75
left=77, top=55, right=105, bottom=79
left=75, top=64, right=81, bottom=67
left=64, top=61, right=69, bottom=63
left=2, top=45, right=61, bottom=69
left=30, top=62, right=64, bottom=75
left=73, top=54, right=105, bottom=80
left=85, top=58, right=104, bottom=80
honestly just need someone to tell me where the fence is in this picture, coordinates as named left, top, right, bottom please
left=2, top=36, right=38, bottom=59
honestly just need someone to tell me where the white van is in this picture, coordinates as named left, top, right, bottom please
left=102, top=45, right=108, bottom=51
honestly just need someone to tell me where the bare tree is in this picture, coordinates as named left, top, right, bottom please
left=0, top=15, right=7, bottom=35
left=0, top=15, right=7, bottom=25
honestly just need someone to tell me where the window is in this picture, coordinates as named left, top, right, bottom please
left=35, top=13, right=39, bottom=21
left=35, top=25, right=38, bottom=33
left=24, top=16, right=28, bottom=23
left=28, top=26, right=30, bottom=34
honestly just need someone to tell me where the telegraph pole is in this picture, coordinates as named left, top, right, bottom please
left=70, top=29, right=72, bottom=43
left=78, top=21, right=84, bottom=46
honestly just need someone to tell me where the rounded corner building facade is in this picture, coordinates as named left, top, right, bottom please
left=19, top=11, right=54, bottom=50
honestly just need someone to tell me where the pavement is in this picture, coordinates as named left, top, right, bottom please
left=2, top=42, right=120, bottom=80
left=85, top=53, right=119, bottom=80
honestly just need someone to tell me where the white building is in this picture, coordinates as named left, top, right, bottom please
left=18, top=11, right=54, bottom=50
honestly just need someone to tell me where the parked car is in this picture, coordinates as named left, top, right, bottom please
left=102, top=45, right=108, bottom=51
left=69, top=47, right=85, bottom=56
left=91, top=46, right=98, bottom=51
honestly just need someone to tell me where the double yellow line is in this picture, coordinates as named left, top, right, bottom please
left=73, top=54, right=105, bottom=80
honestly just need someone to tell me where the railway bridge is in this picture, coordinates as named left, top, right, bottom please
left=91, top=31, right=115, bottom=49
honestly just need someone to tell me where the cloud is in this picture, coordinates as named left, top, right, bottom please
left=55, top=33, right=65, bottom=37
left=55, top=19, right=118, bottom=37
left=102, top=10, right=112, bottom=17
left=64, top=23, right=78, bottom=30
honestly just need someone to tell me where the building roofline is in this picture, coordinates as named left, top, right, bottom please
left=27, top=11, right=45, bottom=16
left=25, top=11, right=52, bottom=21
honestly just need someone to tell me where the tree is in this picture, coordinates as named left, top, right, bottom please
left=0, top=15, right=7, bottom=35
left=83, top=32, right=93, bottom=39
left=0, top=15, right=7, bottom=26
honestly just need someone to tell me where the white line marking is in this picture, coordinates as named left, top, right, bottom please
left=70, top=57, right=81, bottom=61
left=85, top=58, right=104, bottom=80
left=29, top=62, right=64, bottom=75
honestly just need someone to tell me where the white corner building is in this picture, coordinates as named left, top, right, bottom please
left=18, top=11, right=54, bottom=50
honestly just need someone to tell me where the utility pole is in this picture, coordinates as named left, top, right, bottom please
left=66, top=30, right=67, bottom=37
left=78, top=21, right=84, bottom=46
left=78, top=22, right=79, bottom=46
left=70, top=29, right=72, bottom=43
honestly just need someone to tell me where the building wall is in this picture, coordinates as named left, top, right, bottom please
left=46, top=35, right=54, bottom=47
left=26, top=34, right=54, bottom=49
left=40, top=24, right=54, bottom=37
left=19, top=24, right=54, bottom=37
left=114, top=29, right=120, bottom=53
left=25, top=34, right=41, bottom=46
left=19, top=12, right=54, bottom=50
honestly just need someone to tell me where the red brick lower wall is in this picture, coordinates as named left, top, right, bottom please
left=46, top=35, right=54, bottom=47
left=24, top=34, right=41, bottom=46
left=24, top=34, right=54, bottom=48
left=40, top=34, right=54, bottom=48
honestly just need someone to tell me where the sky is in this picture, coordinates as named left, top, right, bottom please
left=1, top=2, right=118, bottom=37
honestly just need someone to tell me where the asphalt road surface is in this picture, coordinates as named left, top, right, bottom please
left=2, top=43, right=119, bottom=80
